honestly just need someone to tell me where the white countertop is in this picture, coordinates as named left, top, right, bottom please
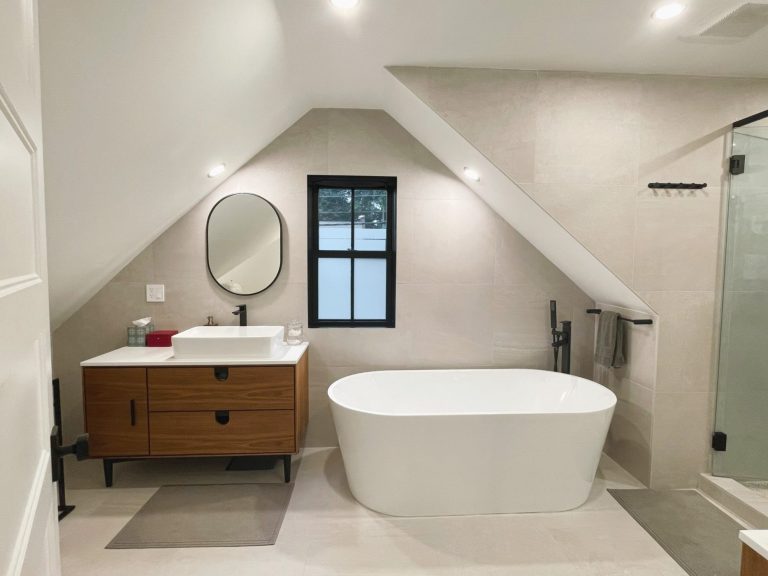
left=740, top=530, right=768, bottom=559
left=81, top=343, right=309, bottom=367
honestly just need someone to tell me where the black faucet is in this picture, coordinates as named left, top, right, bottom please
left=550, top=300, right=571, bottom=374
left=232, top=304, right=247, bottom=327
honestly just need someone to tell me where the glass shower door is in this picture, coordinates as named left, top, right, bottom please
left=714, top=120, right=768, bottom=479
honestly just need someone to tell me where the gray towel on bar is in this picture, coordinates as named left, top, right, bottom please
left=595, top=311, right=626, bottom=368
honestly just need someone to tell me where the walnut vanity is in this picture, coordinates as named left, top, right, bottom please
left=80, top=342, right=308, bottom=487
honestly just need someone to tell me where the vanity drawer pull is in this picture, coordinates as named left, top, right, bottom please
left=130, top=399, right=136, bottom=426
left=213, top=367, right=229, bottom=381
left=215, top=410, right=230, bottom=425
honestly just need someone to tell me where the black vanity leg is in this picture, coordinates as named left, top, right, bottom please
left=103, top=459, right=114, bottom=488
left=282, top=455, right=291, bottom=483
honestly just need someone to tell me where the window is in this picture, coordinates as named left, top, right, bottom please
left=308, top=175, right=396, bottom=327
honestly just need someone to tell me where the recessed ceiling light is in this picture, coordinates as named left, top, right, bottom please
left=330, top=0, right=359, bottom=8
left=652, top=3, right=685, bottom=20
left=207, top=163, right=226, bottom=178
left=463, top=167, right=480, bottom=182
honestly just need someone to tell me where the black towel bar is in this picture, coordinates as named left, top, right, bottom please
left=586, top=309, right=653, bottom=325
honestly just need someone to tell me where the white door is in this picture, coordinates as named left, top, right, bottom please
left=0, top=0, right=61, bottom=575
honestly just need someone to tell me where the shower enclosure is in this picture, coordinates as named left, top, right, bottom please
left=714, top=111, right=768, bottom=479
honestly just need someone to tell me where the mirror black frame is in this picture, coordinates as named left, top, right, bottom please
left=205, top=192, right=283, bottom=296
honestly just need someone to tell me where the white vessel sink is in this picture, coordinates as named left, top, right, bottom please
left=172, top=326, right=284, bottom=359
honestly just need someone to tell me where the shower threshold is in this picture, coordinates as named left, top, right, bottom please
left=738, top=479, right=768, bottom=500
left=699, top=473, right=768, bottom=529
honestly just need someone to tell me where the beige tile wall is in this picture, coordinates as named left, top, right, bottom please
left=392, top=66, right=768, bottom=488
left=593, top=303, right=659, bottom=487
left=52, top=109, right=595, bottom=447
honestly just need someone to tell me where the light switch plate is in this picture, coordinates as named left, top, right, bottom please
left=146, top=284, right=165, bottom=303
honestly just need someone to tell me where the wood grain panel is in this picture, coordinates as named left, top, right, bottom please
left=147, top=366, right=294, bottom=411
left=295, top=351, right=309, bottom=446
left=742, top=544, right=768, bottom=576
left=83, top=367, right=148, bottom=457
left=149, top=410, right=295, bottom=455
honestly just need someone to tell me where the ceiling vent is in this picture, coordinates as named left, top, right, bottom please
left=698, top=3, right=768, bottom=39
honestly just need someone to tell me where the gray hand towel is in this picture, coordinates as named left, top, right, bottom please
left=595, top=311, right=626, bottom=368
left=613, top=317, right=626, bottom=368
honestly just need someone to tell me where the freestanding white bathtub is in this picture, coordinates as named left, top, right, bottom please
left=328, top=369, right=616, bottom=517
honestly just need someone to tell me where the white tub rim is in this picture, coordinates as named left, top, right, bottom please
left=328, top=368, right=616, bottom=418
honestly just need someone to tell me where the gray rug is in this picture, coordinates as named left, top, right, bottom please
left=610, top=489, right=744, bottom=576
left=107, top=483, right=294, bottom=549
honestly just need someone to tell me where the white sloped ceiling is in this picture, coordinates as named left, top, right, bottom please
left=40, top=0, right=307, bottom=327
left=41, top=0, right=767, bottom=327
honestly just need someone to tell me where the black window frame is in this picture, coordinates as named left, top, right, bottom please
left=307, top=175, right=396, bottom=328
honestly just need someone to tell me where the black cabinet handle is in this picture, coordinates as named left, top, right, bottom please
left=215, top=410, right=230, bottom=425
left=130, top=399, right=136, bottom=426
left=214, top=367, right=229, bottom=381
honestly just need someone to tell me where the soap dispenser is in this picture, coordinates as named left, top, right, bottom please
left=205, top=315, right=218, bottom=326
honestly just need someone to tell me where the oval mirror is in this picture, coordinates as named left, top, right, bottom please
left=206, top=193, right=282, bottom=295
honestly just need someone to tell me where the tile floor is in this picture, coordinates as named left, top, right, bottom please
left=60, top=449, right=688, bottom=576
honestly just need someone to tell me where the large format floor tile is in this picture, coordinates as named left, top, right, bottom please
left=59, top=448, right=687, bottom=576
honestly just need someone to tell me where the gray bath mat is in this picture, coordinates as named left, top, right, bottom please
left=107, top=483, right=293, bottom=549
left=610, top=489, right=743, bottom=576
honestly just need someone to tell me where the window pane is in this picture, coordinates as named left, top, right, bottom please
left=354, top=189, right=387, bottom=251
left=353, top=259, right=387, bottom=320
left=319, top=188, right=351, bottom=250
left=318, top=258, right=351, bottom=319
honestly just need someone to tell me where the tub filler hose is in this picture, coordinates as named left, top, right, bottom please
left=552, top=341, right=559, bottom=372
left=549, top=300, right=572, bottom=374
left=550, top=299, right=559, bottom=371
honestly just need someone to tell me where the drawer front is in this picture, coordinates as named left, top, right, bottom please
left=147, top=366, right=294, bottom=411
left=149, top=410, right=295, bottom=455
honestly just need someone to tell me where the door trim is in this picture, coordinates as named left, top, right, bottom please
left=0, top=79, right=43, bottom=284
left=0, top=81, right=38, bottom=154
left=8, top=454, right=50, bottom=576
left=0, top=273, right=42, bottom=298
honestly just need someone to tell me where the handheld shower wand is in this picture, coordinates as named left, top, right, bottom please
left=550, top=300, right=558, bottom=332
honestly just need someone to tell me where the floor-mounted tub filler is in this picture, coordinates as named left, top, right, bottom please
left=328, top=369, right=616, bottom=516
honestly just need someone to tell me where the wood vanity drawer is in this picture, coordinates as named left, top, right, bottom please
left=149, top=410, right=295, bottom=455
left=147, top=366, right=294, bottom=411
